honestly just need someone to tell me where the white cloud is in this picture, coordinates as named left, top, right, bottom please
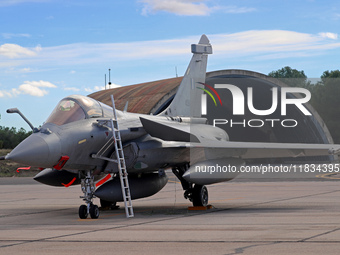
left=18, top=80, right=57, bottom=97
left=84, top=88, right=93, bottom=93
left=51, top=31, right=340, bottom=63
left=0, top=43, right=41, bottom=58
left=0, top=0, right=49, bottom=7
left=30, top=39, right=190, bottom=67
left=20, top=67, right=33, bottom=73
left=3, top=67, right=41, bottom=73
left=94, top=86, right=105, bottom=91
left=140, top=0, right=256, bottom=16
left=0, top=89, right=17, bottom=98
left=2, top=33, right=31, bottom=39
left=106, top=83, right=121, bottom=89
left=23, top=80, right=57, bottom=88
left=0, top=80, right=57, bottom=98
left=209, top=30, right=340, bottom=57
left=2, top=30, right=340, bottom=73
left=319, top=32, right=338, bottom=40
left=218, top=6, right=256, bottom=14
left=18, top=83, right=48, bottom=97
left=141, top=0, right=212, bottom=16
left=85, top=83, right=121, bottom=93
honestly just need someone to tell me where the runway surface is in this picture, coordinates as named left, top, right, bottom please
left=1, top=171, right=340, bottom=254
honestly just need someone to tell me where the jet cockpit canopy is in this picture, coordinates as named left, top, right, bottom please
left=46, top=95, right=106, bottom=126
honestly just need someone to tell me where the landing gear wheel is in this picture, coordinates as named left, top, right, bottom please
left=79, top=204, right=88, bottom=219
left=90, top=204, right=100, bottom=219
left=192, top=185, right=208, bottom=207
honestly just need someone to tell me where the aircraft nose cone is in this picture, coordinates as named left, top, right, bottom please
left=6, top=133, right=61, bottom=168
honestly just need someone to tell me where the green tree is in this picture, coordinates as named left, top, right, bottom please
left=321, top=70, right=340, bottom=80
left=268, top=66, right=310, bottom=88
left=268, top=68, right=340, bottom=143
left=310, top=70, right=340, bottom=143
left=0, top=126, right=32, bottom=149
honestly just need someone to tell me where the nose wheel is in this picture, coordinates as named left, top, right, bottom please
left=79, top=205, right=88, bottom=219
left=79, top=204, right=100, bottom=219
left=79, top=171, right=100, bottom=219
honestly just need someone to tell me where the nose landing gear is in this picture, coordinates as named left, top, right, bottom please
left=79, top=171, right=100, bottom=219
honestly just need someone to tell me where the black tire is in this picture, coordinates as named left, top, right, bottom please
left=79, top=205, right=88, bottom=219
left=192, top=185, right=208, bottom=207
left=90, top=204, right=100, bottom=219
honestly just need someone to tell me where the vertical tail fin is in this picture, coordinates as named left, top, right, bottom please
left=160, top=34, right=212, bottom=117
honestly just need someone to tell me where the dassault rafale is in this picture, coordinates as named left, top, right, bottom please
left=2, top=35, right=340, bottom=219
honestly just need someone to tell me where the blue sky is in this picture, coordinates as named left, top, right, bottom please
left=1, top=0, right=340, bottom=130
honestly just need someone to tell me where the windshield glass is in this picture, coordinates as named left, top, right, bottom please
left=46, top=99, right=86, bottom=125
left=74, top=95, right=103, bottom=118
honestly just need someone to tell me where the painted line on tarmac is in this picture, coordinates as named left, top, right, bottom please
left=316, top=173, right=340, bottom=180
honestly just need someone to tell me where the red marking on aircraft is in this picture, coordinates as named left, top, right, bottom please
left=62, top=177, right=77, bottom=187
left=53, top=155, right=70, bottom=170
left=96, top=174, right=111, bottom=187
left=16, top=166, right=31, bottom=173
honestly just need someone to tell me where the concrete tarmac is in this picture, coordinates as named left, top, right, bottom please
left=1, top=172, right=340, bottom=254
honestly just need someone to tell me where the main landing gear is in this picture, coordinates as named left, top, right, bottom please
left=79, top=171, right=100, bottom=219
left=172, top=164, right=209, bottom=207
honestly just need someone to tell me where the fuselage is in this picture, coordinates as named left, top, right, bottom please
left=6, top=95, right=229, bottom=175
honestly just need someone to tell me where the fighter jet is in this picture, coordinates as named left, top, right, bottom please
left=3, top=35, right=340, bottom=219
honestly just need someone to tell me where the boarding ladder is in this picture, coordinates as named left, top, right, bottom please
left=110, top=95, right=134, bottom=218
left=92, top=95, right=134, bottom=218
